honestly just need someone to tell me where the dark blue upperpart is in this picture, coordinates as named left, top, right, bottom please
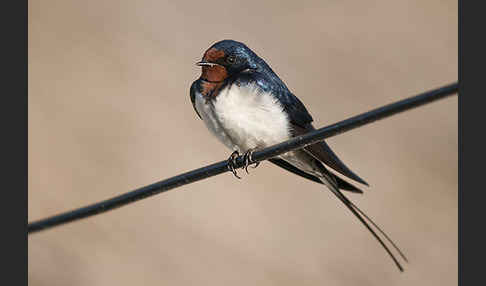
left=207, top=40, right=315, bottom=128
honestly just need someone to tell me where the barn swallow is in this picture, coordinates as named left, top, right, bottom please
left=190, top=40, right=407, bottom=271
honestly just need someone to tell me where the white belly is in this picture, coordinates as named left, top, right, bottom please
left=195, top=83, right=291, bottom=152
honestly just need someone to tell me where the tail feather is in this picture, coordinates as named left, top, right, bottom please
left=319, top=177, right=407, bottom=271
left=335, top=175, right=365, bottom=193
left=269, top=158, right=363, bottom=193
left=348, top=199, right=408, bottom=263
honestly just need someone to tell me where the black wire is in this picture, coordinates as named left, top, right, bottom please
left=28, top=82, right=458, bottom=234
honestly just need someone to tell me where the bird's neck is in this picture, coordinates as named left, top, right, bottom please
left=198, top=78, right=225, bottom=99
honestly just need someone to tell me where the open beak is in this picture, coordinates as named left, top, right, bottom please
left=196, top=61, right=221, bottom=67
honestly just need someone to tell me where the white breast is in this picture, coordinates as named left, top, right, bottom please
left=195, top=83, right=291, bottom=152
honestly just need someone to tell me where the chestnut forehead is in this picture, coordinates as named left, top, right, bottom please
left=203, top=48, right=226, bottom=61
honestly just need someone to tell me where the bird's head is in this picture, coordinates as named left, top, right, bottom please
left=196, top=40, right=259, bottom=83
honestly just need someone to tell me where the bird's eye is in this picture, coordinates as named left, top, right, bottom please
left=226, top=55, right=236, bottom=64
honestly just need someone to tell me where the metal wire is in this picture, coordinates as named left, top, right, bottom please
left=28, top=82, right=458, bottom=234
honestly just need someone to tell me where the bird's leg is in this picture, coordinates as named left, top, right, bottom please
left=227, top=150, right=241, bottom=179
left=243, top=148, right=260, bottom=174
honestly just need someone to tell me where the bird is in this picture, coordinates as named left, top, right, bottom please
left=190, top=39, right=407, bottom=271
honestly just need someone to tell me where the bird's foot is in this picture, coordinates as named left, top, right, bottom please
left=227, top=150, right=241, bottom=179
left=243, top=149, right=260, bottom=174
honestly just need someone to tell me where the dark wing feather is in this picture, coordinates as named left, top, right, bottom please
left=238, top=71, right=368, bottom=186
left=277, top=88, right=369, bottom=186
left=311, top=140, right=369, bottom=186
left=292, top=123, right=369, bottom=186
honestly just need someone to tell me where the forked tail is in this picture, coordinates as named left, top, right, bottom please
left=320, top=177, right=408, bottom=271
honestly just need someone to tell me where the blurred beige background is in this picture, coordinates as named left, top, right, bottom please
left=28, top=0, right=457, bottom=285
